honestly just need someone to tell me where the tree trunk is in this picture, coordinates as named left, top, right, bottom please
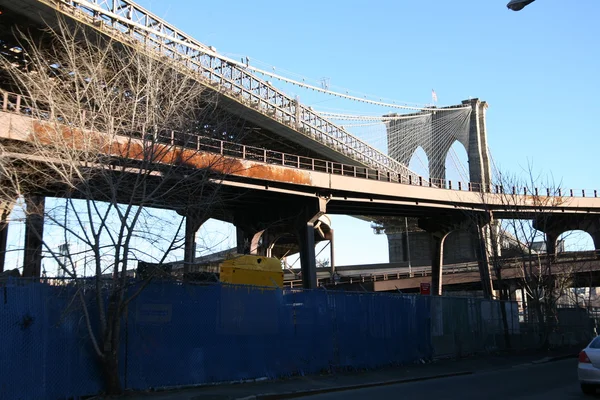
left=102, top=350, right=122, bottom=395
left=102, top=295, right=123, bottom=395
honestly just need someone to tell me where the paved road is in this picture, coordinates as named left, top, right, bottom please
left=296, top=359, right=596, bottom=400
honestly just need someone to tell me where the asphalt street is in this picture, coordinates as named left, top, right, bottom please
left=296, top=359, right=597, bottom=400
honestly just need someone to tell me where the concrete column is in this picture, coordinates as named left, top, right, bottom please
left=473, top=225, right=494, bottom=299
left=236, top=226, right=247, bottom=254
left=545, top=232, right=559, bottom=258
left=431, top=233, right=447, bottom=296
left=0, top=220, right=7, bottom=273
left=183, top=213, right=207, bottom=275
left=326, top=229, right=335, bottom=277
left=23, top=196, right=45, bottom=278
left=508, top=283, right=519, bottom=301
left=297, top=197, right=328, bottom=289
left=236, top=227, right=267, bottom=255
left=592, top=232, right=600, bottom=253
left=0, top=205, right=10, bottom=273
left=299, top=221, right=317, bottom=289
left=249, top=230, right=265, bottom=255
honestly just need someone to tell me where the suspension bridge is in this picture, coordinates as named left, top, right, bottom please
left=1, top=0, right=600, bottom=297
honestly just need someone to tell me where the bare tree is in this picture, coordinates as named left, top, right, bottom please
left=480, top=166, right=579, bottom=348
left=0, top=18, right=241, bottom=394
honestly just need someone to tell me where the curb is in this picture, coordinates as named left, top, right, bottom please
left=548, top=354, right=578, bottom=362
left=531, top=353, right=577, bottom=364
left=236, top=371, right=473, bottom=400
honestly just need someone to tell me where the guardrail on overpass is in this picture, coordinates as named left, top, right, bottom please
left=283, top=251, right=600, bottom=288
left=2, top=91, right=598, bottom=201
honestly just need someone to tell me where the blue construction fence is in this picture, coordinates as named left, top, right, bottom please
left=1, top=280, right=432, bottom=399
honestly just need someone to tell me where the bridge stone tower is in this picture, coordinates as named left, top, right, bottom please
left=384, top=99, right=493, bottom=269
left=386, top=98, right=491, bottom=188
left=463, top=98, right=492, bottom=189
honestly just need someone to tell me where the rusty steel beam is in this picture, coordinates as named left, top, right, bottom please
left=3, top=111, right=600, bottom=218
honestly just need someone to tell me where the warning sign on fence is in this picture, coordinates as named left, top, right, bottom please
left=420, top=282, right=431, bottom=295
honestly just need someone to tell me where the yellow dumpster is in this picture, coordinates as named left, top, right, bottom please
left=219, top=255, right=283, bottom=288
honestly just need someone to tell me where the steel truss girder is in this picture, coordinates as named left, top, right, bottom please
left=39, top=0, right=415, bottom=176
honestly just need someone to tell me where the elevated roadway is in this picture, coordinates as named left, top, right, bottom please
left=296, top=252, right=600, bottom=293
left=3, top=104, right=600, bottom=220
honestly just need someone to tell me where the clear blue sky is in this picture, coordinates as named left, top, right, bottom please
left=7, top=0, right=598, bottom=271
left=128, top=0, right=600, bottom=265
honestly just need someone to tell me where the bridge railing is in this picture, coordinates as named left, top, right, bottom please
left=47, top=0, right=418, bottom=178
left=284, top=250, right=600, bottom=287
left=1, top=90, right=596, bottom=199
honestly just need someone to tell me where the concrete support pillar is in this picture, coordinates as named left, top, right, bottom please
left=508, top=283, right=519, bottom=301
left=23, top=196, right=45, bottom=278
left=0, top=220, right=7, bottom=273
left=183, top=212, right=207, bottom=275
left=431, top=233, right=447, bottom=296
left=249, top=230, right=265, bottom=255
left=0, top=201, right=11, bottom=273
left=266, top=238, right=277, bottom=258
left=236, top=226, right=247, bottom=254
left=420, top=213, right=491, bottom=297
left=0, top=205, right=10, bottom=273
left=326, top=229, right=335, bottom=277
left=297, top=197, right=328, bottom=289
left=236, top=227, right=267, bottom=255
left=592, top=232, right=600, bottom=253
left=299, top=221, right=317, bottom=289
left=474, top=225, right=494, bottom=299
left=545, top=231, right=559, bottom=258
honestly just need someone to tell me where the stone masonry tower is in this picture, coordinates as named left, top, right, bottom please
left=384, top=99, right=493, bottom=267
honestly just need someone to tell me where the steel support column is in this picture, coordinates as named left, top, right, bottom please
left=592, top=232, right=600, bottom=253
left=297, top=197, right=328, bottom=289
left=545, top=232, right=559, bottom=258
left=299, top=221, right=317, bottom=289
left=184, top=213, right=207, bottom=275
left=248, top=230, right=265, bottom=255
left=236, top=227, right=267, bottom=255
left=236, top=226, right=246, bottom=254
left=431, top=233, right=447, bottom=296
left=23, top=196, right=45, bottom=278
left=0, top=204, right=11, bottom=273
left=0, top=219, right=8, bottom=273
left=474, top=225, right=494, bottom=299
left=326, top=229, right=335, bottom=277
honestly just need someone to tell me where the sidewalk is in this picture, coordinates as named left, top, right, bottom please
left=115, top=348, right=579, bottom=400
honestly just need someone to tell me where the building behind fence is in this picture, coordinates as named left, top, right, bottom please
left=0, top=280, right=595, bottom=399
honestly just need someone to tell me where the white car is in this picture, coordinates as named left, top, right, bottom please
left=578, top=336, right=600, bottom=395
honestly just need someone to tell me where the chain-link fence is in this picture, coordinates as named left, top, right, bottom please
left=1, top=279, right=596, bottom=399
left=429, top=296, right=598, bottom=359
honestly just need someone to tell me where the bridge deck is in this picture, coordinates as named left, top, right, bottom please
left=2, top=104, right=600, bottom=220
left=0, top=0, right=417, bottom=178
